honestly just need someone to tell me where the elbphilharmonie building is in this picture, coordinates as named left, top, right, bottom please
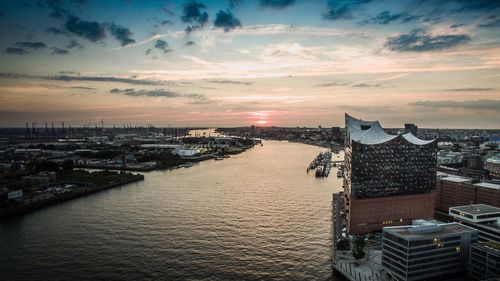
left=343, top=114, right=437, bottom=234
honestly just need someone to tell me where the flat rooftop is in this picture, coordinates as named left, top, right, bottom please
left=474, top=182, right=500, bottom=191
left=384, top=222, right=475, bottom=239
left=450, top=204, right=500, bottom=215
left=437, top=173, right=472, bottom=183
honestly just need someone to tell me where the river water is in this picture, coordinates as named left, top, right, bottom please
left=0, top=140, right=344, bottom=280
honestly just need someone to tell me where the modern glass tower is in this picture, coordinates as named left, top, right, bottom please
left=343, top=114, right=438, bottom=234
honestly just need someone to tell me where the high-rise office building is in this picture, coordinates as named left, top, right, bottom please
left=382, top=220, right=478, bottom=281
left=343, top=114, right=437, bottom=234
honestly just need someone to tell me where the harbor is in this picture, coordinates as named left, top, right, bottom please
left=0, top=140, right=344, bottom=280
left=307, top=151, right=333, bottom=177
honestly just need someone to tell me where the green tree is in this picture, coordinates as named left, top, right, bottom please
left=352, top=235, right=366, bottom=259
left=337, top=239, right=351, bottom=251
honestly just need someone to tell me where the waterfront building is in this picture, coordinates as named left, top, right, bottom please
left=382, top=221, right=478, bottom=281
left=469, top=241, right=500, bottom=280
left=449, top=204, right=500, bottom=243
left=435, top=175, right=500, bottom=212
left=343, top=114, right=437, bottom=234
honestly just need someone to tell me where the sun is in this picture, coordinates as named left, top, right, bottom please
left=257, top=120, right=268, bottom=125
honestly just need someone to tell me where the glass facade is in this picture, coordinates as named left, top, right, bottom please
left=344, top=115, right=437, bottom=199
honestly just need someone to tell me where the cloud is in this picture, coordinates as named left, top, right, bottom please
left=15, top=41, right=47, bottom=49
left=316, top=82, right=351, bottom=87
left=64, top=15, right=106, bottom=42
left=106, top=23, right=136, bottom=46
left=361, top=11, right=403, bottom=25
left=58, top=70, right=80, bottom=75
left=110, top=88, right=206, bottom=99
left=44, top=0, right=69, bottom=19
left=478, top=17, right=500, bottom=28
left=323, top=0, right=373, bottom=20
left=0, top=72, right=164, bottom=85
left=38, top=84, right=95, bottom=91
left=50, top=75, right=160, bottom=85
left=154, top=39, right=173, bottom=53
left=259, top=0, right=295, bottom=9
left=214, top=10, right=242, bottom=32
left=67, top=40, right=84, bottom=49
left=206, top=80, right=253, bottom=85
left=51, top=47, right=70, bottom=55
left=342, top=105, right=396, bottom=113
left=450, top=23, right=464, bottom=29
left=444, top=88, right=494, bottom=92
left=453, top=1, right=500, bottom=12
left=181, top=1, right=208, bottom=32
left=229, top=0, right=242, bottom=8
left=46, top=27, right=70, bottom=36
left=409, top=100, right=500, bottom=111
left=352, top=83, right=380, bottom=88
left=385, top=29, right=471, bottom=52
left=5, top=48, right=29, bottom=55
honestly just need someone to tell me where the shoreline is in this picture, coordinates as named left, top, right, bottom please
left=74, top=144, right=255, bottom=172
left=0, top=174, right=144, bottom=220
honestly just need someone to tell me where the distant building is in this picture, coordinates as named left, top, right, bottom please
left=175, top=148, right=200, bottom=157
left=343, top=114, right=437, bottom=234
left=435, top=175, right=500, bottom=212
left=466, top=154, right=484, bottom=170
left=469, top=242, right=500, bottom=280
left=449, top=204, right=500, bottom=243
left=331, top=126, right=342, bottom=140
left=382, top=220, right=478, bottom=281
left=437, top=150, right=463, bottom=166
left=404, top=123, right=418, bottom=136
left=485, top=153, right=500, bottom=176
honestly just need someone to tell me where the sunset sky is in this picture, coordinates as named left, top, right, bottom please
left=0, top=0, right=499, bottom=128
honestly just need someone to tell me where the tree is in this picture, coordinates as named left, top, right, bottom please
left=337, top=239, right=351, bottom=251
left=62, top=159, right=74, bottom=171
left=352, top=235, right=366, bottom=260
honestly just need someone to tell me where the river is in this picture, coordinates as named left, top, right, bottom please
left=0, top=140, right=344, bottom=280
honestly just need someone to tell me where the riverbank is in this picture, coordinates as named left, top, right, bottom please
left=74, top=145, right=254, bottom=172
left=0, top=172, right=144, bottom=220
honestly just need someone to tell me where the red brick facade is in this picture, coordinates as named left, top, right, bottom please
left=345, top=192, right=436, bottom=235
left=435, top=179, right=500, bottom=212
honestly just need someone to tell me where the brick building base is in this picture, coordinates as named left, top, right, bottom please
left=346, top=192, right=436, bottom=235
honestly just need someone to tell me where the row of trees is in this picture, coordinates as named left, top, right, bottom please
left=336, top=235, right=366, bottom=260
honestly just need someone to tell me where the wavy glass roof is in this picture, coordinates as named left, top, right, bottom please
left=345, top=113, right=434, bottom=145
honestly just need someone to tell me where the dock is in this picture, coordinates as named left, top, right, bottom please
left=307, top=151, right=332, bottom=177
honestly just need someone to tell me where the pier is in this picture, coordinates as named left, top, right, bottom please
left=307, top=151, right=332, bottom=177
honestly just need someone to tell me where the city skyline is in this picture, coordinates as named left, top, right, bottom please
left=0, top=0, right=499, bottom=128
